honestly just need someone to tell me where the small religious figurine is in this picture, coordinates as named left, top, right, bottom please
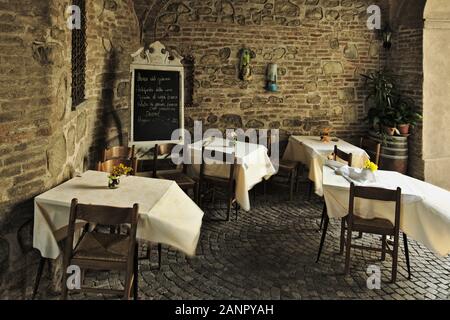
left=238, top=48, right=255, bottom=81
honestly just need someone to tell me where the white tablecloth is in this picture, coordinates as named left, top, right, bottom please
left=283, top=136, right=370, bottom=196
left=323, top=165, right=450, bottom=257
left=187, top=137, right=276, bottom=211
left=33, top=170, right=204, bottom=259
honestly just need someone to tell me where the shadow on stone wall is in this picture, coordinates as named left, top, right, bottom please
left=90, top=48, right=124, bottom=164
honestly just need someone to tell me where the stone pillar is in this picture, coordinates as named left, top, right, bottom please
left=423, top=0, right=450, bottom=190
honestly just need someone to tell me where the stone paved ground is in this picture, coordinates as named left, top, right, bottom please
left=36, top=185, right=450, bottom=300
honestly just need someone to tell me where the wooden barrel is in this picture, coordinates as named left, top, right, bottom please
left=368, top=131, right=408, bottom=174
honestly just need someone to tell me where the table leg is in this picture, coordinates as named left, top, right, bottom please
left=403, top=233, right=412, bottom=280
left=31, top=257, right=47, bottom=300
left=316, top=215, right=329, bottom=263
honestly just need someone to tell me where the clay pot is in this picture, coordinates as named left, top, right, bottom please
left=398, top=124, right=410, bottom=135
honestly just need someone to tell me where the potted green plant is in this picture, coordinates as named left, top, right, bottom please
left=362, top=70, right=398, bottom=132
left=362, top=70, right=421, bottom=137
left=396, top=100, right=422, bottom=135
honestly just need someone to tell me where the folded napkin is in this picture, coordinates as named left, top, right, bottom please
left=335, top=166, right=377, bottom=185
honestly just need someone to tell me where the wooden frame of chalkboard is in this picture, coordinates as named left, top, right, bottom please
left=130, top=65, right=184, bottom=146
left=130, top=42, right=186, bottom=146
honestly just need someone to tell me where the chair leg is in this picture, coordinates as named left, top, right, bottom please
left=294, top=166, right=300, bottom=192
left=226, top=200, right=231, bottom=221
left=263, top=179, right=268, bottom=201
left=339, top=218, right=346, bottom=255
left=193, top=184, right=198, bottom=205
left=391, top=234, right=400, bottom=283
left=308, top=180, right=314, bottom=201
left=319, top=203, right=327, bottom=231
left=133, top=246, right=139, bottom=300
left=60, top=260, right=69, bottom=300
left=403, top=233, right=412, bottom=280
left=357, top=231, right=363, bottom=239
left=235, top=202, right=239, bottom=221
left=158, top=243, right=162, bottom=270
left=316, top=215, right=329, bottom=263
left=381, top=235, right=387, bottom=261
left=32, top=257, right=46, bottom=300
left=344, top=224, right=353, bottom=274
left=289, top=170, right=295, bottom=201
left=147, top=242, right=152, bottom=260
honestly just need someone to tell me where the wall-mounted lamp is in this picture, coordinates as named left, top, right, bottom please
left=382, top=24, right=393, bottom=50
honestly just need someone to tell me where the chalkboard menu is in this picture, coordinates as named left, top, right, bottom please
left=131, top=68, right=184, bottom=143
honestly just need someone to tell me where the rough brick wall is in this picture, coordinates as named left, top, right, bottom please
left=0, top=0, right=140, bottom=298
left=387, top=0, right=426, bottom=180
left=135, top=0, right=388, bottom=144
left=387, top=27, right=424, bottom=180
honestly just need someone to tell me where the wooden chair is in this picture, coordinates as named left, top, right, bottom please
left=360, top=137, right=381, bottom=166
left=318, top=147, right=353, bottom=230
left=61, top=199, right=139, bottom=300
left=152, top=143, right=197, bottom=202
left=102, top=145, right=135, bottom=162
left=317, top=184, right=411, bottom=283
left=198, top=147, right=238, bottom=221
left=333, top=145, right=353, bottom=167
left=265, top=132, right=299, bottom=201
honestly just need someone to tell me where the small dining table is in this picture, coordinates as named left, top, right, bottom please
left=187, top=137, right=276, bottom=211
left=33, top=170, right=204, bottom=260
left=283, top=136, right=370, bottom=197
left=322, top=165, right=450, bottom=257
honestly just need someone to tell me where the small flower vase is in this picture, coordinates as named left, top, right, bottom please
left=361, top=168, right=376, bottom=183
left=228, top=139, right=237, bottom=147
left=108, top=176, right=120, bottom=189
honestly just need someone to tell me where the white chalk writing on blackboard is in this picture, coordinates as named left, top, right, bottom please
left=133, top=69, right=181, bottom=141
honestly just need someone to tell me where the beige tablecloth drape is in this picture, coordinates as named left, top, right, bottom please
left=283, top=136, right=370, bottom=197
left=323, top=165, right=450, bottom=257
left=187, top=137, right=276, bottom=211
left=34, top=171, right=204, bottom=259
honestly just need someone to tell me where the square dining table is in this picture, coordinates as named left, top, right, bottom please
left=33, top=170, right=204, bottom=260
left=322, top=165, right=450, bottom=257
left=187, top=137, right=276, bottom=211
left=283, top=136, right=370, bottom=197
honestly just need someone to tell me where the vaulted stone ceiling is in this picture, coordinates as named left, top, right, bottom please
left=389, top=0, right=426, bottom=29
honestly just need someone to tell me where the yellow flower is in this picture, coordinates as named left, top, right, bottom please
left=110, top=163, right=133, bottom=178
left=364, top=160, right=378, bottom=172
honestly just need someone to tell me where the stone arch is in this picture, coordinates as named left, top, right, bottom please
left=423, top=0, right=450, bottom=190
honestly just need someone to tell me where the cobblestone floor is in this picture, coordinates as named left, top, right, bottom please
left=37, top=185, right=450, bottom=300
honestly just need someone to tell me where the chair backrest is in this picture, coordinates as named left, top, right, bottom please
left=152, top=143, right=180, bottom=177
left=64, top=199, right=139, bottom=262
left=348, top=183, right=402, bottom=232
left=199, top=147, right=237, bottom=184
left=102, top=146, right=135, bottom=162
left=97, top=159, right=136, bottom=175
left=334, top=145, right=353, bottom=167
left=360, top=137, right=381, bottom=166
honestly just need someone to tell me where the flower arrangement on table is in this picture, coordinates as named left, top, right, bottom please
left=364, top=160, right=379, bottom=172
left=320, top=127, right=333, bottom=143
left=108, top=163, right=133, bottom=189
left=227, top=132, right=238, bottom=146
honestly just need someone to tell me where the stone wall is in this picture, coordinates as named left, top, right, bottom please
left=0, top=0, right=140, bottom=298
left=135, top=0, right=388, bottom=143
